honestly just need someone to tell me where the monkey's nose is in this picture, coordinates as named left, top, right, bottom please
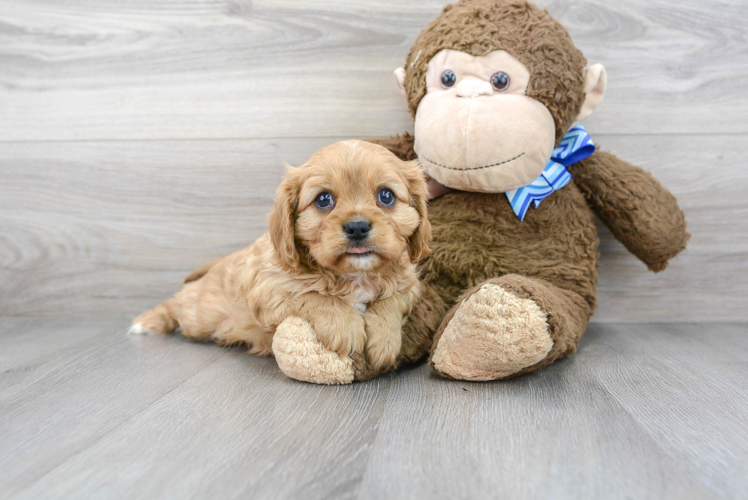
left=344, top=220, right=372, bottom=241
left=455, top=79, right=493, bottom=98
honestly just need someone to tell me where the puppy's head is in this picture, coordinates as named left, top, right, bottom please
left=269, top=140, right=431, bottom=274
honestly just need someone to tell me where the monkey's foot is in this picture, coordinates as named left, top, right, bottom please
left=273, top=316, right=355, bottom=385
left=429, top=284, right=552, bottom=381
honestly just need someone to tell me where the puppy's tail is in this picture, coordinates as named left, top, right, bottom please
left=128, top=299, right=178, bottom=336
left=184, top=258, right=222, bottom=283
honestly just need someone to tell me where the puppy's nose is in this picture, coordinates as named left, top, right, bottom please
left=344, top=220, right=372, bottom=241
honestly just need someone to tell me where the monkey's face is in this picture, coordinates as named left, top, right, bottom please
left=410, top=49, right=556, bottom=193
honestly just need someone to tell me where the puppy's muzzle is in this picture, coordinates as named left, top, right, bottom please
left=344, top=219, right=371, bottom=242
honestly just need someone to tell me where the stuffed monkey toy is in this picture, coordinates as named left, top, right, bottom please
left=272, top=0, right=689, bottom=383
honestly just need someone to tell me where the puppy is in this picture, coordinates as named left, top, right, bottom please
left=129, top=140, right=430, bottom=375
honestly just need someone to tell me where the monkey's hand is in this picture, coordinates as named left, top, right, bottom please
left=273, top=317, right=355, bottom=385
left=569, top=150, right=690, bottom=272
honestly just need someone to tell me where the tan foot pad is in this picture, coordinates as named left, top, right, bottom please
left=432, top=284, right=552, bottom=381
left=273, top=316, right=355, bottom=385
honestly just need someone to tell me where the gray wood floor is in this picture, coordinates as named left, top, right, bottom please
left=0, top=318, right=746, bottom=500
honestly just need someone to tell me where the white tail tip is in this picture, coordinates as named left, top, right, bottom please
left=128, top=323, right=148, bottom=335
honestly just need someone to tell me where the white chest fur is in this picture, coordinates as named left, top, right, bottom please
left=351, top=289, right=374, bottom=314
left=345, top=272, right=377, bottom=314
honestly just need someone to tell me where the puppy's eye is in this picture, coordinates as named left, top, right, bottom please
left=377, top=187, right=396, bottom=207
left=315, top=192, right=334, bottom=210
left=490, top=71, right=510, bottom=91
left=441, top=70, right=456, bottom=88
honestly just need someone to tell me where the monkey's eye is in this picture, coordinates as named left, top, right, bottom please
left=315, top=192, right=334, bottom=210
left=441, top=70, right=456, bottom=88
left=490, top=71, right=510, bottom=91
left=377, top=187, right=396, bottom=207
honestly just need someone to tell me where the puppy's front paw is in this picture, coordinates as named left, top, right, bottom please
left=310, top=313, right=367, bottom=359
left=364, top=314, right=401, bottom=371
left=273, top=317, right=354, bottom=385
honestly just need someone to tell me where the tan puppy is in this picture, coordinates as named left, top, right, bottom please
left=129, top=140, right=430, bottom=377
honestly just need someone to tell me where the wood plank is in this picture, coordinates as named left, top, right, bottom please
left=0, top=0, right=746, bottom=141
left=358, top=346, right=715, bottom=499
left=0, top=318, right=227, bottom=497
left=1, top=134, right=745, bottom=321
left=0, top=316, right=123, bottom=372
left=1, top=319, right=746, bottom=499
left=580, top=323, right=748, bottom=500
left=1, top=319, right=391, bottom=500
left=358, top=322, right=748, bottom=500
left=0, top=138, right=331, bottom=317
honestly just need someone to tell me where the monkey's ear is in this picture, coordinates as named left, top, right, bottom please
left=393, top=67, right=407, bottom=96
left=577, top=64, right=607, bottom=121
left=269, top=168, right=301, bottom=272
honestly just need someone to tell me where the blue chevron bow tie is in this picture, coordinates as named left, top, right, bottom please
left=506, top=124, right=595, bottom=221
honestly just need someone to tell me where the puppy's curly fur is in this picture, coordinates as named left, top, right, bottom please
left=130, top=140, right=431, bottom=375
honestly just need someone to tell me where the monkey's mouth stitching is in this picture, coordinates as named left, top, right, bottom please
left=417, top=152, right=525, bottom=171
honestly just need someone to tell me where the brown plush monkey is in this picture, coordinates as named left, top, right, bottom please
left=273, top=0, right=689, bottom=383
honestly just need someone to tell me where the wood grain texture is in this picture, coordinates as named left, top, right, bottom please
left=0, top=0, right=747, bottom=141
left=360, top=359, right=712, bottom=500
left=0, top=317, right=226, bottom=496
left=1, top=318, right=746, bottom=499
left=0, top=316, right=115, bottom=372
left=359, top=322, right=748, bottom=500
left=1, top=134, right=746, bottom=321
left=581, top=323, right=748, bottom=500
left=0, top=317, right=390, bottom=500
left=0, top=138, right=326, bottom=317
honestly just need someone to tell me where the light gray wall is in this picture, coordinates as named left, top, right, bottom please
left=1, top=0, right=746, bottom=321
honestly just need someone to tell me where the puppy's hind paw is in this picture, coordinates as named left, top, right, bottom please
left=273, top=317, right=355, bottom=385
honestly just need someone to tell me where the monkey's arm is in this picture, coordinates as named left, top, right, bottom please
left=568, top=151, right=689, bottom=272
left=366, top=133, right=417, bottom=161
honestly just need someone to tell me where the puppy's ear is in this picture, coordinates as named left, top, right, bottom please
left=401, top=159, right=432, bottom=263
left=269, top=167, right=301, bottom=272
